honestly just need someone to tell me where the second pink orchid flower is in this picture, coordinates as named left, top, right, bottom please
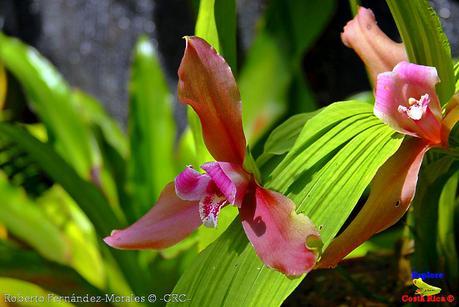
left=318, top=7, right=459, bottom=268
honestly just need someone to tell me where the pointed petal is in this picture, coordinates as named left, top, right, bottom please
left=317, top=139, right=430, bottom=268
left=201, top=162, right=250, bottom=207
left=178, top=36, right=246, bottom=164
left=104, top=183, right=201, bottom=249
left=374, top=62, right=442, bottom=144
left=341, top=7, right=407, bottom=85
left=175, top=166, right=211, bottom=201
left=240, top=185, right=320, bottom=276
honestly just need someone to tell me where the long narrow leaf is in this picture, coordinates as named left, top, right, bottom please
left=127, top=36, right=176, bottom=219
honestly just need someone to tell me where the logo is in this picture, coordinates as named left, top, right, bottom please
left=400, top=274, right=455, bottom=303
left=413, top=278, right=441, bottom=296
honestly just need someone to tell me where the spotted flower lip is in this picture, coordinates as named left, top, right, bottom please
left=317, top=7, right=459, bottom=269
left=104, top=36, right=320, bottom=277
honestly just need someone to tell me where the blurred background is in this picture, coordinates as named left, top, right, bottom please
left=1, top=0, right=458, bottom=305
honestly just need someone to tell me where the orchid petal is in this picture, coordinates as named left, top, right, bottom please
left=240, top=185, right=320, bottom=276
left=341, top=7, right=407, bottom=85
left=175, top=166, right=211, bottom=201
left=178, top=36, right=246, bottom=165
left=374, top=62, right=442, bottom=144
left=201, top=162, right=250, bottom=207
left=104, top=183, right=201, bottom=249
left=317, top=139, right=430, bottom=268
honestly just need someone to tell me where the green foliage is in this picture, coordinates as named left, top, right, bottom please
left=195, top=0, right=237, bottom=71
left=0, top=173, right=69, bottom=264
left=0, top=34, right=98, bottom=178
left=0, top=277, right=75, bottom=307
left=386, top=0, right=455, bottom=104
left=0, top=123, right=150, bottom=296
left=171, top=102, right=403, bottom=306
left=240, top=0, right=336, bottom=142
left=127, top=36, right=176, bottom=219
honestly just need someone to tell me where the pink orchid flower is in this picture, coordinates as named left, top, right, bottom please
left=104, top=36, right=320, bottom=277
left=318, top=7, right=459, bottom=268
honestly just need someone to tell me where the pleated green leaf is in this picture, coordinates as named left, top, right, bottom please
left=127, top=36, right=176, bottom=219
left=170, top=101, right=403, bottom=306
left=386, top=0, right=455, bottom=104
left=0, top=33, right=98, bottom=178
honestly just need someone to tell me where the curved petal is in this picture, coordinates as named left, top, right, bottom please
left=240, top=185, right=320, bottom=277
left=175, top=166, right=211, bottom=201
left=317, top=139, right=430, bottom=269
left=201, top=162, right=250, bottom=207
left=104, top=183, right=201, bottom=249
left=341, top=6, right=407, bottom=85
left=178, top=36, right=246, bottom=165
left=374, top=62, right=442, bottom=144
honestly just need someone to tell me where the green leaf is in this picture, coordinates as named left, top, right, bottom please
left=0, top=172, right=70, bottom=264
left=386, top=0, right=455, bottom=104
left=0, top=33, right=98, bottom=177
left=239, top=33, right=290, bottom=142
left=0, top=278, right=75, bottom=307
left=0, top=62, right=6, bottom=109
left=127, top=36, right=176, bottom=219
left=195, top=0, right=236, bottom=71
left=72, top=90, right=128, bottom=160
left=170, top=101, right=404, bottom=306
left=0, top=123, right=151, bottom=296
left=37, top=186, right=106, bottom=289
left=454, top=60, right=459, bottom=93
left=437, top=170, right=458, bottom=291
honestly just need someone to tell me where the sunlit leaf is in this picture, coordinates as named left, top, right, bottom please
left=171, top=101, right=403, bottom=306
left=37, top=186, right=106, bottom=289
left=127, top=36, right=176, bottom=219
left=386, top=0, right=455, bottom=104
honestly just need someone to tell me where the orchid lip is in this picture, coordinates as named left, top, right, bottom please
left=397, top=94, right=430, bottom=121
